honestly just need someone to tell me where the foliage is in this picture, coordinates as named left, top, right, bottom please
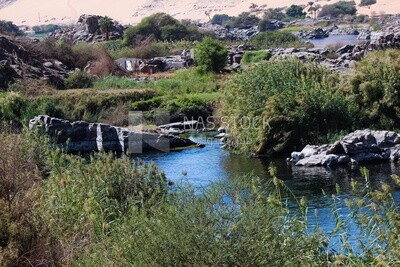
left=99, top=16, right=114, bottom=41
left=227, top=12, right=260, bottom=29
left=221, top=58, right=357, bottom=155
left=241, top=50, right=271, bottom=64
left=31, top=24, right=60, bottom=34
left=93, top=76, right=142, bottom=89
left=64, top=71, right=92, bottom=89
left=194, top=37, right=228, bottom=72
left=123, top=13, right=202, bottom=46
left=250, top=31, right=309, bottom=49
left=77, top=173, right=326, bottom=266
left=318, top=1, right=357, bottom=18
left=0, top=92, right=30, bottom=126
left=262, top=8, right=285, bottom=20
left=359, top=0, right=377, bottom=7
left=345, top=49, right=400, bottom=129
left=0, top=20, right=24, bottom=36
left=210, top=14, right=233, bottom=26
left=286, top=5, right=306, bottom=18
left=0, top=129, right=58, bottom=267
left=40, top=152, right=166, bottom=264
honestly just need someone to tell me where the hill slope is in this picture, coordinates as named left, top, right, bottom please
left=0, top=0, right=398, bottom=26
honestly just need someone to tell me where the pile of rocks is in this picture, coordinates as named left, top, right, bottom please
left=0, top=35, right=69, bottom=89
left=49, top=14, right=126, bottom=43
left=29, top=115, right=204, bottom=153
left=290, top=129, right=400, bottom=167
left=198, top=23, right=262, bottom=40
left=296, top=28, right=329, bottom=39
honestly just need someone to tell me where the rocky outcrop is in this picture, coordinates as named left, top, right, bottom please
left=29, top=115, right=204, bottom=153
left=296, top=28, right=329, bottom=39
left=290, top=129, right=400, bottom=167
left=49, top=15, right=126, bottom=43
left=0, top=35, right=69, bottom=89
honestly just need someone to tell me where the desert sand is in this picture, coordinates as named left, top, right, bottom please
left=0, top=0, right=398, bottom=27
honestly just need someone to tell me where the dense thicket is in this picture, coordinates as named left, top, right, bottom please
left=318, top=1, right=357, bottom=18
left=123, top=13, right=202, bottom=45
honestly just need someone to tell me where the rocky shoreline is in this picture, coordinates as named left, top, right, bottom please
left=29, top=115, right=204, bottom=153
left=290, top=129, right=400, bottom=167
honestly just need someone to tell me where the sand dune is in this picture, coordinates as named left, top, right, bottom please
left=0, top=0, right=398, bottom=27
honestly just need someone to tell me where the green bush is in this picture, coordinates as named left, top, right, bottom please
left=64, top=71, right=92, bottom=89
left=0, top=92, right=30, bottom=125
left=210, top=14, right=233, bottom=26
left=285, top=5, right=306, bottom=19
left=123, top=13, right=202, bottom=46
left=345, top=49, right=400, bottom=129
left=32, top=24, right=60, bottom=34
left=359, top=0, right=376, bottom=7
left=194, top=37, right=228, bottom=72
left=221, top=58, right=357, bottom=155
left=250, top=31, right=309, bottom=49
left=318, top=1, right=357, bottom=18
left=241, top=50, right=271, bottom=64
left=0, top=20, right=24, bottom=36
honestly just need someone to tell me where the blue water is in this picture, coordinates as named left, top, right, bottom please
left=134, top=133, right=400, bottom=252
left=308, top=34, right=366, bottom=49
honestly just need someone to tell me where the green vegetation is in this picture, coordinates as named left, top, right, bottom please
left=0, top=20, right=24, bottom=36
left=93, top=75, right=142, bottom=89
left=285, top=5, right=306, bottom=19
left=359, top=0, right=377, bottom=7
left=31, top=24, right=60, bottom=34
left=2, top=129, right=400, bottom=266
left=319, top=1, right=357, bottom=18
left=194, top=37, right=228, bottom=72
left=64, top=70, right=92, bottom=89
left=346, top=49, right=400, bottom=129
left=250, top=31, right=310, bottom=49
left=241, top=50, right=271, bottom=64
left=210, top=14, right=233, bottom=26
left=123, top=13, right=202, bottom=46
left=221, top=58, right=357, bottom=154
left=99, top=16, right=114, bottom=41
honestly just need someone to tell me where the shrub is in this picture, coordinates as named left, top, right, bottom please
left=194, top=37, right=228, bottom=72
left=39, top=151, right=166, bottom=264
left=318, top=1, right=357, bottom=18
left=285, top=5, right=306, bottom=18
left=0, top=20, right=24, bottom=36
left=227, top=12, right=260, bottom=29
left=241, top=50, right=271, bottom=64
left=0, top=92, right=30, bottom=125
left=93, top=76, right=142, bottom=89
left=64, top=71, right=92, bottom=89
left=345, top=49, right=400, bottom=129
left=221, top=58, right=357, bottom=155
left=124, top=13, right=202, bottom=46
left=31, top=24, right=60, bottom=34
left=262, top=8, right=285, bottom=20
left=210, top=14, right=233, bottom=25
left=359, top=0, right=376, bottom=7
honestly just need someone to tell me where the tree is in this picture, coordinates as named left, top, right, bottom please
left=262, top=8, right=285, bottom=20
left=286, top=5, right=306, bottom=18
left=194, top=37, right=228, bottom=72
left=0, top=20, right=24, bottom=36
left=359, top=0, right=377, bottom=7
left=99, top=16, right=113, bottom=41
left=210, top=14, right=233, bottom=25
left=228, top=12, right=260, bottom=29
left=123, top=13, right=201, bottom=45
left=318, top=1, right=357, bottom=18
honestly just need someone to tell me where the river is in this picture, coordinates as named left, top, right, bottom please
left=307, top=34, right=366, bottom=49
left=134, top=133, right=400, bottom=250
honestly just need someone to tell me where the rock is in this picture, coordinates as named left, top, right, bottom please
left=29, top=115, right=204, bottom=153
left=0, top=35, right=69, bottom=89
left=290, top=129, right=400, bottom=167
left=49, top=14, right=126, bottom=43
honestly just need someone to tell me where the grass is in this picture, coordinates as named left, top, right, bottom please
left=3, top=130, right=400, bottom=266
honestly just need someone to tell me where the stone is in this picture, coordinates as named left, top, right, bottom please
left=29, top=115, right=204, bottom=153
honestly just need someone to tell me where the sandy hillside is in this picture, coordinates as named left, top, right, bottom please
left=0, top=0, right=398, bottom=27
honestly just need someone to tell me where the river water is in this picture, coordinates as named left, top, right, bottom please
left=307, top=34, right=366, bottom=49
left=135, top=133, right=400, bottom=250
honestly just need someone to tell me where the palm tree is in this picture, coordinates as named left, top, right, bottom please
left=99, top=16, right=113, bottom=41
